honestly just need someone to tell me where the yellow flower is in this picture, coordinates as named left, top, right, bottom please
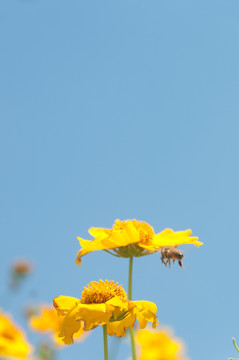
left=29, top=305, right=86, bottom=346
left=53, top=280, right=158, bottom=344
left=136, top=328, right=189, bottom=360
left=12, top=260, right=32, bottom=276
left=76, top=219, right=202, bottom=266
left=0, top=309, right=32, bottom=359
left=10, top=260, right=33, bottom=288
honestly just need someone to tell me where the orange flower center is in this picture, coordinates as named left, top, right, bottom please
left=114, top=219, right=154, bottom=245
left=81, top=280, right=127, bottom=304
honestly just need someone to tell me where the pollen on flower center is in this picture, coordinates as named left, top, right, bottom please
left=81, top=280, right=127, bottom=304
left=114, top=219, right=154, bottom=245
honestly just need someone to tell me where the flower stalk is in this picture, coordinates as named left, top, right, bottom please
left=128, top=256, right=133, bottom=300
left=128, top=256, right=137, bottom=360
left=233, top=338, right=239, bottom=353
left=229, top=338, right=239, bottom=360
left=103, top=324, right=108, bottom=360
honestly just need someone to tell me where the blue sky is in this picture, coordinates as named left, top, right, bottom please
left=0, top=0, right=239, bottom=359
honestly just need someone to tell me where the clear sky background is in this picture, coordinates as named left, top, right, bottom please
left=0, top=0, right=239, bottom=359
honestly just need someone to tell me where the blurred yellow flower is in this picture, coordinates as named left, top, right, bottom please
left=12, top=260, right=32, bottom=276
left=53, top=280, right=158, bottom=344
left=0, top=310, right=32, bottom=359
left=76, top=219, right=202, bottom=266
left=10, top=260, right=33, bottom=289
left=29, top=305, right=86, bottom=346
left=136, top=328, right=189, bottom=360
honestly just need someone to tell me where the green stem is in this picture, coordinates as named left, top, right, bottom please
left=233, top=338, right=239, bottom=353
left=129, top=327, right=137, bottom=360
left=128, top=256, right=137, bottom=360
left=103, top=324, right=108, bottom=360
left=128, top=256, right=133, bottom=300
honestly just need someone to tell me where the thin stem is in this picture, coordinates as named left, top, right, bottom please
left=103, top=324, right=108, bottom=360
left=233, top=338, right=239, bottom=353
left=129, top=328, right=137, bottom=360
left=128, top=256, right=133, bottom=300
left=128, top=256, right=137, bottom=360
left=229, top=338, right=239, bottom=360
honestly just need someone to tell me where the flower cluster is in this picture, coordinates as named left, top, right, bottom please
left=51, top=219, right=202, bottom=359
left=1, top=219, right=201, bottom=360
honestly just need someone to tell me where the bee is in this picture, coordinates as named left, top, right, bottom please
left=160, top=246, right=184, bottom=268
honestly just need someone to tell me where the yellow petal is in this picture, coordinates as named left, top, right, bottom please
left=119, top=220, right=140, bottom=244
left=77, top=303, right=115, bottom=330
left=58, top=306, right=83, bottom=345
left=75, top=223, right=141, bottom=265
left=105, top=297, right=134, bottom=322
left=56, top=303, right=115, bottom=344
left=76, top=236, right=116, bottom=259
left=76, top=238, right=106, bottom=255
left=53, top=296, right=81, bottom=316
left=88, top=221, right=140, bottom=244
left=29, top=305, right=86, bottom=346
left=88, top=228, right=110, bottom=238
left=75, top=256, right=82, bottom=267
left=133, top=301, right=158, bottom=328
left=153, top=229, right=203, bottom=248
left=106, top=297, right=131, bottom=312
left=133, top=301, right=157, bottom=314
left=107, top=312, right=136, bottom=337
left=30, top=307, right=58, bottom=332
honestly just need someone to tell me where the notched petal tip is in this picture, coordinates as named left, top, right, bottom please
left=195, top=240, right=203, bottom=247
left=75, top=256, right=82, bottom=267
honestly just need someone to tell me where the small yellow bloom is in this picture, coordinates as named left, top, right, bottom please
left=29, top=305, right=86, bottom=346
left=136, top=328, right=189, bottom=360
left=76, top=219, right=202, bottom=266
left=53, top=280, right=158, bottom=344
left=10, top=260, right=33, bottom=289
left=0, top=310, right=32, bottom=359
left=12, top=260, right=32, bottom=276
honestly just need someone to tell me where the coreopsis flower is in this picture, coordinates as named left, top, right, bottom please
left=12, top=261, right=32, bottom=275
left=135, top=328, right=189, bottom=360
left=10, top=260, right=32, bottom=288
left=0, top=309, right=32, bottom=359
left=29, top=305, right=86, bottom=345
left=76, top=219, right=202, bottom=266
left=53, top=280, right=158, bottom=344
